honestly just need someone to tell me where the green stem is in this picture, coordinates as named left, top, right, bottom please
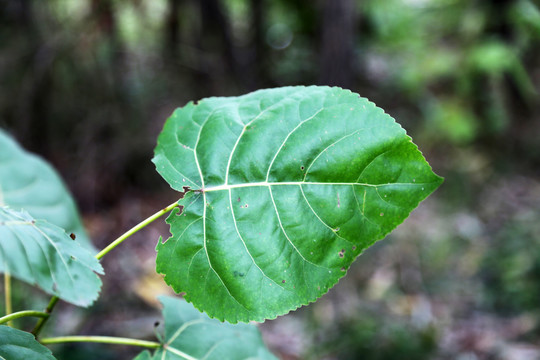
left=32, top=296, right=59, bottom=336
left=40, top=335, right=161, bottom=349
left=95, top=201, right=179, bottom=260
left=4, top=272, right=12, bottom=326
left=31, top=200, right=180, bottom=337
left=0, top=310, right=49, bottom=325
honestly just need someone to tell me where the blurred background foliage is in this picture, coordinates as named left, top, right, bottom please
left=0, top=0, right=539, bottom=359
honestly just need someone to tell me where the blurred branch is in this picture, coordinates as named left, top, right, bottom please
left=165, top=0, right=182, bottom=58
left=319, top=0, right=357, bottom=88
left=3, top=273, right=12, bottom=327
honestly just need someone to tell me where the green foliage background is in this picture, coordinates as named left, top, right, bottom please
left=1, top=0, right=539, bottom=358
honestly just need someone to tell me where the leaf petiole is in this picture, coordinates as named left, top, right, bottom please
left=0, top=310, right=49, bottom=325
left=39, top=335, right=161, bottom=349
left=95, top=200, right=180, bottom=260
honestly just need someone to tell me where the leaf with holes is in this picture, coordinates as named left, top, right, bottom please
left=154, top=86, right=443, bottom=322
left=134, top=296, right=276, bottom=360
left=0, top=207, right=103, bottom=307
left=0, top=129, right=94, bottom=251
left=0, top=326, right=57, bottom=360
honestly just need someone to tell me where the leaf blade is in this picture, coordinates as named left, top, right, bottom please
left=0, top=326, right=57, bottom=360
left=0, top=129, right=94, bottom=251
left=138, top=296, right=276, bottom=360
left=154, top=86, right=443, bottom=322
left=0, top=207, right=103, bottom=307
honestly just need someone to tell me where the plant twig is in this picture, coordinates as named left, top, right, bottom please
left=39, top=335, right=161, bottom=349
left=95, top=200, right=179, bottom=260
left=31, top=200, right=180, bottom=337
left=4, top=272, right=12, bottom=326
left=32, top=296, right=59, bottom=336
left=0, top=310, right=49, bottom=325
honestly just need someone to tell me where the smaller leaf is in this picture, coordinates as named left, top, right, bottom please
left=139, top=296, right=277, bottom=360
left=0, top=129, right=95, bottom=251
left=0, top=326, right=57, bottom=360
left=0, top=207, right=103, bottom=307
left=133, top=350, right=153, bottom=360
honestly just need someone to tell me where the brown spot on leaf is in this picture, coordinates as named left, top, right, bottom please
left=282, top=280, right=286, bottom=283
left=70, top=233, right=76, bottom=240
left=237, top=197, right=241, bottom=202
left=175, top=205, right=185, bottom=216
left=339, top=249, right=345, bottom=258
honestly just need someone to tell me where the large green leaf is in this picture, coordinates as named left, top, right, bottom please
left=0, top=129, right=94, bottom=251
left=135, top=296, right=276, bottom=360
left=0, top=326, right=57, bottom=360
left=153, top=86, right=443, bottom=322
left=0, top=207, right=103, bottom=307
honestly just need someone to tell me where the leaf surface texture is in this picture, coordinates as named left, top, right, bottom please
left=0, top=207, right=103, bottom=307
left=153, top=86, right=443, bottom=322
left=0, top=326, right=57, bottom=360
left=135, top=296, right=276, bottom=360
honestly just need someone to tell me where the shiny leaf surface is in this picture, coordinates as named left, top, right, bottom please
left=154, top=86, right=443, bottom=322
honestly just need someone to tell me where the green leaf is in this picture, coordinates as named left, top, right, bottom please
left=0, top=207, right=103, bottom=307
left=135, top=296, right=276, bottom=360
left=0, top=326, right=57, bottom=360
left=153, top=86, right=443, bottom=322
left=0, top=129, right=94, bottom=251
left=133, top=351, right=153, bottom=360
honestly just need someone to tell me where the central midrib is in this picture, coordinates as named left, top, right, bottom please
left=202, top=181, right=424, bottom=192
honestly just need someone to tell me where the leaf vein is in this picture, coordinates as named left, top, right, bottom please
left=225, top=94, right=300, bottom=185
left=355, top=149, right=392, bottom=183
left=229, top=189, right=290, bottom=292
left=298, top=185, right=350, bottom=243
left=304, top=125, right=379, bottom=181
left=160, top=154, right=200, bottom=188
left=167, top=319, right=205, bottom=345
left=269, top=186, right=332, bottom=269
left=33, top=224, right=79, bottom=298
left=374, top=187, right=404, bottom=209
left=351, top=186, right=379, bottom=229
left=266, top=107, right=325, bottom=181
